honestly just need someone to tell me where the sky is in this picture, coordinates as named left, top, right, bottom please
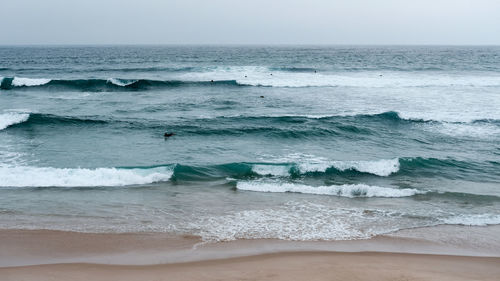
left=1, top=0, right=499, bottom=45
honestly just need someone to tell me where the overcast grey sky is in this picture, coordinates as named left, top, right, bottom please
left=1, top=0, right=499, bottom=45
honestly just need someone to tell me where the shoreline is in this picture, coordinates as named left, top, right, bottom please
left=2, top=226, right=500, bottom=280
left=1, top=225, right=500, bottom=264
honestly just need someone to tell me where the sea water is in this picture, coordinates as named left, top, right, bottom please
left=0, top=46, right=499, bottom=242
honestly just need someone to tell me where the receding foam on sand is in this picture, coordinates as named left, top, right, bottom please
left=1, top=227, right=500, bottom=281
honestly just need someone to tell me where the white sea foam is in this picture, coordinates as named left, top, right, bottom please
left=442, top=214, right=500, bottom=226
left=178, top=67, right=500, bottom=88
left=190, top=207, right=364, bottom=241
left=185, top=202, right=414, bottom=242
left=236, top=180, right=423, bottom=198
left=258, top=154, right=400, bottom=177
left=11, top=77, right=51, bottom=87
left=423, top=122, right=500, bottom=139
left=252, top=164, right=291, bottom=177
left=0, top=202, right=409, bottom=240
left=0, top=112, right=30, bottom=130
left=335, top=158, right=400, bottom=176
left=106, top=78, right=137, bottom=87
left=0, top=166, right=174, bottom=187
left=300, top=158, right=400, bottom=177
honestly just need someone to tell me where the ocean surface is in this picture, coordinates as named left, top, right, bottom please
left=0, top=46, right=499, bottom=242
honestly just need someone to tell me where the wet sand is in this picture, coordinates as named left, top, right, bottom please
left=1, top=228, right=499, bottom=281
left=2, top=252, right=499, bottom=281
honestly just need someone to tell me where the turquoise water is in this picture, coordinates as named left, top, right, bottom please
left=0, top=46, right=499, bottom=241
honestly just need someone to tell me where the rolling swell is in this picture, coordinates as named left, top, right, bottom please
left=197, top=111, right=499, bottom=124
left=168, top=158, right=499, bottom=181
left=4, top=113, right=109, bottom=129
left=398, top=157, right=500, bottom=179
left=1, top=112, right=398, bottom=139
left=6, top=111, right=500, bottom=139
left=0, top=77, right=241, bottom=91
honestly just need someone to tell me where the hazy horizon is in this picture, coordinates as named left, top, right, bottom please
left=1, top=0, right=499, bottom=45
left=2, top=43, right=500, bottom=47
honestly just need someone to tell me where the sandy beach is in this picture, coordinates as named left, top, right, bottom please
left=1, top=228, right=500, bottom=281
left=3, top=252, right=500, bottom=281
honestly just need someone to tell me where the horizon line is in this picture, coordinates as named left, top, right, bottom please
left=1, top=43, right=500, bottom=48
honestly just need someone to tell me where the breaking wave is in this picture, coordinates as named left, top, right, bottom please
left=3, top=71, right=500, bottom=91
left=0, top=112, right=30, bottom=130
left=0, top=165, right=174, bottom=187
left=250, top=158, right=400, bottom=177
left=0, top=77, right=241, bottom=91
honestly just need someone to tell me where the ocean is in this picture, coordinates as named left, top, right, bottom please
left=0, top=45, right=499, bottom=242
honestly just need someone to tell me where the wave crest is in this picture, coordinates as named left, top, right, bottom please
left=106, top=78, right=138, bottom=87
left=11, top=77, right=51, bottom=87
left=0, top=112, right=30, bottom=130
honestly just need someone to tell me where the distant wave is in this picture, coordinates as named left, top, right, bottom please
left=0, top=77, right=241, bottom=91
left=268, top=67, right=318, bottom=73
left=0, top=112, right=30, bottom=130
left=89, top=66, right=196, bottom=73
left=0, top=66, right=196, bottom=73
left=0, top=165, right=174, bottom=187
left=179, top=68, right=500, bottom=88
left=236, top=180, right=424, bottom=198
left=3, top=71, right=500, bottom=91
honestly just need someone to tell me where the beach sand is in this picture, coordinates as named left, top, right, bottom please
left=3, top=252, right=500, bottom=281
left=1, top=229, right=499, bottom=281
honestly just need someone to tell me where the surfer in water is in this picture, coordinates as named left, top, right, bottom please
left=164, top=132, right=175, bottom=138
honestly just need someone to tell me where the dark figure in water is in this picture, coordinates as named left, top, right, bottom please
left=260, top=96, right=265, bottom=98
left=164, top=132, right=175, bottom=138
